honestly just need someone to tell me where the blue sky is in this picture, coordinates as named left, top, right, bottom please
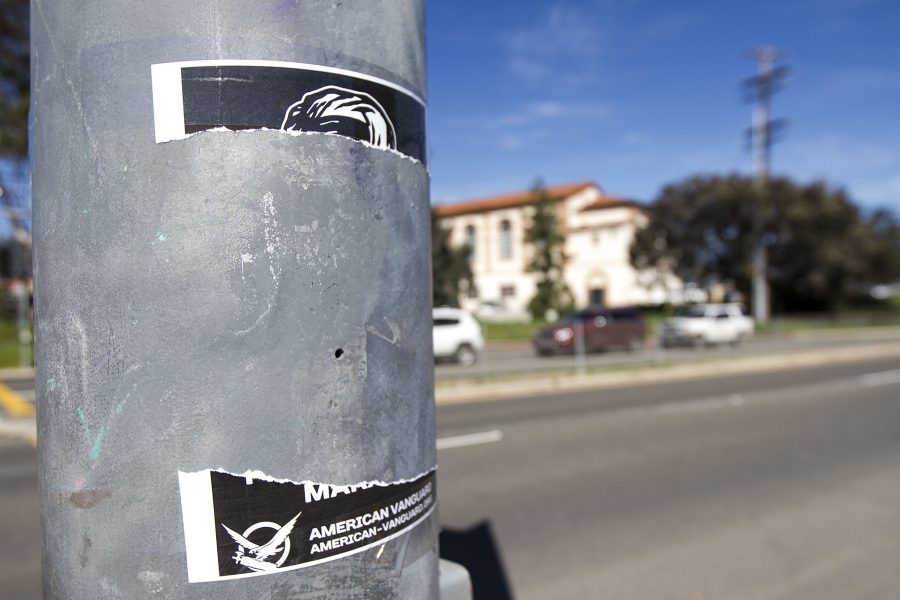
left=426, top=0, right=900, bottom=214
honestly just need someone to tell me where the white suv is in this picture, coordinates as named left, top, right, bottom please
left=433, top=307, right=485, bottom=365
left=661, top=303, right=754, bottom=347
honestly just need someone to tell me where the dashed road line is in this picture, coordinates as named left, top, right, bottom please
left=860, top=369, right=900, bottom=388
left=612, top=369, right=900, bottom=421
left=437, top=429, right=504, bottom=450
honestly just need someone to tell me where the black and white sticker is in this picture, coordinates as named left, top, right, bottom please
left=178, top=468, right=436, bottom=582
left=151, top=60, right=426, bottom=164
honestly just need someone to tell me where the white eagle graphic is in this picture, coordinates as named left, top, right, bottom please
left=222, top=513, right=301, bottom=572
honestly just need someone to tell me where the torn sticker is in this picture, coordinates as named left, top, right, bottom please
left=151, top=60, right=427, bottom=164
left=178, top=467, right=436, bottom=582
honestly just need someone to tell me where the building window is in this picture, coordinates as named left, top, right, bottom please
left=465, top=225, right=476, bottom=262
left=500, top=220, right=512, bottom=259
left=501, top=285, right=516, bottom=298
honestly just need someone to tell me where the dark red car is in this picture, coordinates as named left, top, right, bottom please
left=533, top=307, right=647, bottom=355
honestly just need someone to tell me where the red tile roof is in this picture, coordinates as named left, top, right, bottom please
left=579, top=197, right=637, bottom=212
left=433, top=181, right=597, bottom=217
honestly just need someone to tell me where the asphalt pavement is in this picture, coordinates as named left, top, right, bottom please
left=2, top=347, right=899, bottom=598
left=437, top=356, right=900, bottom=599
left=0, top=437, right=40, bottom=600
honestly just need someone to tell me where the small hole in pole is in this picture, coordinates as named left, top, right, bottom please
left=334, top=348, right=344, bottom=359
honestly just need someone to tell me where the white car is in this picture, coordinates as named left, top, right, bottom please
left=433, top=307, right=485, bottom=365
left=473, top=301, right=530, bottom=322
left=661, top=303, right=754, bottom=347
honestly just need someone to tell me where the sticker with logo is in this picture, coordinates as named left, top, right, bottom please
left=178, top=468, right=436, bottom=582
left=151, top=60, right=426, bottom=164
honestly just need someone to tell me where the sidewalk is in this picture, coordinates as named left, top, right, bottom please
left=436, top=340, right=900, bottom=405
left=480, top=325, right=900, bottom=351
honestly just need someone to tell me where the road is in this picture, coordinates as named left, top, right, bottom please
left=437, top=356, right=900, bottom=599
left=2, top=355, right=899, bottom=598
left=0, top=437, right=40, bottom=600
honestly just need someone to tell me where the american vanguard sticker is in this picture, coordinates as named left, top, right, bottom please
left=151, top=60, right=427, bottom=163
left=178, top=468, right=436, bottom=582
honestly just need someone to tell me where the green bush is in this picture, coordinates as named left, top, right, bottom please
left=0, top=318, right=33, bottom=368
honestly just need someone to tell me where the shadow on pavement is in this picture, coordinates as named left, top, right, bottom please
left=440, top=521, right=514, bottom=600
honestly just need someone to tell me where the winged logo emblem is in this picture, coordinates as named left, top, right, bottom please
left=222, top=513, right=301, bottom=572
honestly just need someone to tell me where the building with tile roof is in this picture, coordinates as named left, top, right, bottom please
left=434, top=181, right=679, bottom=314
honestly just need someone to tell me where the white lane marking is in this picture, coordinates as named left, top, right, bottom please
left=616, top=370, right=899, bottom=420
left=860, top=369, right=900, bottom=388
left=437, top=429, right=504, bottom=450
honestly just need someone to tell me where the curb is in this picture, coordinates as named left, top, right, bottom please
left=435, top=341, right=900, bottom=405
left=0, top=417, right=37, bottom=445
left=0, top=367, right=35, bottom=379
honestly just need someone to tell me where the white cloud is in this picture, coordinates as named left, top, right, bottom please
left=489, top=100, right=610, bottom=128
left=622, top=131, right=652, bottom=147
left=782, top=134, right=899, bottom=174
left=502, top=5, right=602, bottom=85
left=823, top=67, right=900, bottom=96
left=496, top=128, right=553, bottom=151
left=492, top=100, right=610, bottom=152
left=777, top=133, right=900, bottom=211
left=498, top=133, right=528, bottom=151
left=854, top=176, right=900, bottom=209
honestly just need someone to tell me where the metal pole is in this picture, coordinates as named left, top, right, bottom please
left=747, top=47, right=785, bottom=325
left=751, top=69, right=771, bottom=324
left=574, top=319, right=586, bottom=376
left=33, top=1, right=437, bottom=598
left=13, top=278, right=30, bottom=368
left=479, top=320, right=490, bottom=379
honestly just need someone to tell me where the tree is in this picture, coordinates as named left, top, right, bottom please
left=0, top=0, right=29, bottom=159
left=431, top=208, right=472, bottom=307
left=0, top=0, right=31, bottom=250
left=630, top=174, right=900, bottom=312
left=525, top=180, right=573, bottom=319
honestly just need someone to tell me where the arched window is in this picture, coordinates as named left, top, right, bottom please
left=465, top=225, right=476, bottom=262
left=500, top=220, right=512, bottom=259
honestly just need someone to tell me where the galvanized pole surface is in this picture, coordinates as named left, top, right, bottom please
left=751, top=90, right=770, bottom=324
left=32, top=1, right=436, bottom=598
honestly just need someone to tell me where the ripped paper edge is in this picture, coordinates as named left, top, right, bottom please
left=178, top=466, right=437, bottom=583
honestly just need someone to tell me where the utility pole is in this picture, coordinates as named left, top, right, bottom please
left=33, top=1, right=445, bottom=598
left=744, top=47, right=788, bottom=324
